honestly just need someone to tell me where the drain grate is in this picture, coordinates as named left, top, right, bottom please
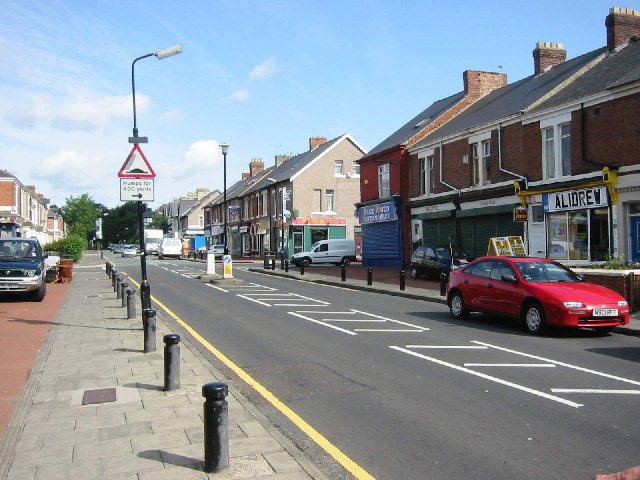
left=82, top=387, right=117, bottom=405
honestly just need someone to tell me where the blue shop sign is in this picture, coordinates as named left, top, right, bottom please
left=358, top=201, right=398, bottom=224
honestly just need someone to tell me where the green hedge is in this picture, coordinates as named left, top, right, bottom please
left=43, top=234, right=87, bottom=262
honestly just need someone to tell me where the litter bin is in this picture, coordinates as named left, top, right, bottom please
left=263, top=253, right=275, bottom=269
left=59, top=259, right=73, bottom=281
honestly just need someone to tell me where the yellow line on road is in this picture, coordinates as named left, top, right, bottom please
left=123, top=273, right=375, bottom=480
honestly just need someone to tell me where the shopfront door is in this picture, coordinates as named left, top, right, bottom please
left=630, top=216, right=640, bottom=262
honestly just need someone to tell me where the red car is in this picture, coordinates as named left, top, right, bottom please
left=446, top=256, right=629, bottom=335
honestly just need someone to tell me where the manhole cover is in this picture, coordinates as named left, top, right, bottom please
left=82, top=387, right=117, bottom=405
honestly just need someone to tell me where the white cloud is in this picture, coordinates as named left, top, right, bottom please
left=249, top=57, right=278, bottom=80
left=155, top=140, right=222, bottom=182
left=160, top=110, right=184, bottom=123
left=225, top=89, right=249, bottom=102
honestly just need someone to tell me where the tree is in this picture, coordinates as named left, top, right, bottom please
left=102, top=202, right=140, bottom=245
left=149, top=214, right=170, bottom=234
left=62, top=194, right=101, bottom=243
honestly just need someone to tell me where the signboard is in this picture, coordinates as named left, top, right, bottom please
left=358, top=200, right=398, bottom=224
left=513, top=207, right=528, bottom=222
left=487, top=236, right=527, bottom=256
left=120, top=178, right=154, bottom=202
left=223, top=254, right=233, bottom=279
left=543, top=186, right=608, bottom=213
left=292, top=217, right=347, bottom=225
left=118, top=145, right=156, bottom=178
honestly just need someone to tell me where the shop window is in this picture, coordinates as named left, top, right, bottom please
left=547, top=208, right=606, bottom=262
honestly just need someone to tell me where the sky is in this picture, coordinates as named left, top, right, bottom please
left=0, top=0, right=624, bottom=209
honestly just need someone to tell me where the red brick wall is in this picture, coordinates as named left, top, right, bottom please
left=0, top=181, right=15, bottom=206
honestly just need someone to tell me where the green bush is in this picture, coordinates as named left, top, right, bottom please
left=42, top=239, right=64, bottom=255
left=62, top=234, right=87, bottom=261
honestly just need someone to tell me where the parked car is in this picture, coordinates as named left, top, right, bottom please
left=121, top=244, right=138, bottom=257
left=158, top=238, right=182, bottom=259
left=291, top=239, right=356, bottom=267
left=410, top=245, right=468, bottom=279
left=446, top=256, right=630, bottom=335
left=0, top=237, right=47, bottom=301
left=208, top=244, right=225, bottom=258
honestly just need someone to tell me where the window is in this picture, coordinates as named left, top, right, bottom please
left=198, top=215, right=204, bottom=227
left=427, top=156, right=434, bottom=194
left=543, top=123, right=571, bottom=179
left=261, top=191, right=268, bottom=217
left=335, top=160, right=344, bottom=175
left=326, top=190, right=334, bottom=212
left=472, top=140, right=491, bottom=186
left=419, top=158, right=426, bottom=195
left=313, top=189, right=322, bottom=211
left=353, top=163, right=360, bottom=176
left=379, top=163, right=390, bottom=198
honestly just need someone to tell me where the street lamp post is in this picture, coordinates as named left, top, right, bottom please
left=130, top=44, right=182, bottom=311
left=220, top=144, right=230, bottom=255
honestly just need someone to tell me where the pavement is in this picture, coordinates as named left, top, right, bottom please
left=0, top=252, right=637, bottom=480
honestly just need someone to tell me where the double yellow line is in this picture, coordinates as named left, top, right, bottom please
left=124, top=273, right=375, bottom=480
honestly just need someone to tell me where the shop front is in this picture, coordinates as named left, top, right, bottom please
left=357, top=197, right=403, bottom=267
left=290, top=217, right=348, bottom=254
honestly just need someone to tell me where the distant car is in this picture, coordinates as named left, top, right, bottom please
left=410, top=245, right=468, bottom=279
left=446, top=256, right=630, bottom=335
left=121, top=244, right=138, bottom=257
left=208, top=244, right=225, bottom=258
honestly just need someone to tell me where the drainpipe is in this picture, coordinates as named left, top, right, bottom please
left=497, top=124, right=527, bottom=185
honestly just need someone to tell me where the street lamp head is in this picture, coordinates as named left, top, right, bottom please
left=154, top=45, right=183, bottom=60
left=220, top=143, right=230, bottom=155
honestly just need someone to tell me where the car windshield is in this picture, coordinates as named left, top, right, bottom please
left=0, top=241, right=38, bottom=259
left=515, top=260, right=582, bottom=283
left=435, top=248, right=451, bottom=260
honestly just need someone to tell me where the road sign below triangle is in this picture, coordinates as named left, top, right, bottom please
left=118, top=145, right=156, bottom=178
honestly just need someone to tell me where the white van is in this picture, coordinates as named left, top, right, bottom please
left=291, top=239, right=356, bottom=267
left=158, top=238, right=182, bottom=259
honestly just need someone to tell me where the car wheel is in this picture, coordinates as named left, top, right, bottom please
left=523, top=301, right=548, bottom=335
left=410, top=267, right=419, bottom=279
left=31, top=282, right=46, bottom=302
left=301, top=258, right=311, bottom=267
left=341, top=257, right=351, bottom=267
left=449, top=291, right=468, bottom=319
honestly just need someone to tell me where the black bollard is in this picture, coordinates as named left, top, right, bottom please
left=300, top=264, right=305, bottom=276
left=272, top=258, right=276, bottom=270
left=440, top=271, right=448, bottom=296
left=341, top=265, right=346, bottom=282
left=100, top=251, right=104, bottom=259
left=126, top=289, right=136, bottom=319
left=202, top=382, right=229, bottom=473
left=120, top=282, right=129, bottom=307
left=105, top=261, right=110, bottom=276
left=116, top=276, right=122, bottom=298
left=164, top=334, right=181, bottom=391
left=284, top=260, right=289, bottom=272
left=111, top=269, right=118, bottom=290
left=280, top=256, right=284, bottom=270
left=143, top=309, right=157, bottom=353
left=367, top=267, right=373, bottom=286
left=400, top=270, right=406, bottom=291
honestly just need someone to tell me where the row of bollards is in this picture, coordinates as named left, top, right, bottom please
left=105, top=259, right=229, bottom=473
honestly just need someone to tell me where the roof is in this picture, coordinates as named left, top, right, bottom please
left=413, top=47, right=607, bottom=148
left=530, top=40, right=640, bottom=112
left=366, top=92, right=466, bottom=157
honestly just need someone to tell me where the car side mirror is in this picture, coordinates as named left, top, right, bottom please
left=501, top=273, right=518, bottom=283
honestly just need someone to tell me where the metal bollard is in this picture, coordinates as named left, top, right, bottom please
left=272, top=258, right=276, bottom=270
left=284, top=260, right=289, bottom=272
left=300, top=264, right=305, bottom=276
left=367, top=267, right=373, bottom=286
left=341, top=265, right=346, bottom=282
left=126, top=289, right=136, bottom=319
left=106, top=261, right=110, bottom=276
left=440, top=271, right=448, bottom=296
left=163, top=334, right=181, bottom=391
left=202, top=382, right=229, bottom=473
left=400, top=270, right=406, bottom=291
left=143, top=309, right=157, bottom=353
left=100, top=251, right=104, bottom=259
left=111, top=269, right=118, bottom=290
left=121, top=282, right=129, bottom=307
left=116, top=276, right=122, bottom=298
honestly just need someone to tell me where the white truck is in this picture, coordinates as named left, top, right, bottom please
left=143, top=229, right=164, bottom=255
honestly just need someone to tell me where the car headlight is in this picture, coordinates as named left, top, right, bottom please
left=564, top=301, right=585, bottom=308
left=24, top=269, right=37, bottom=277
left=618, top=300, right=628, bottom=307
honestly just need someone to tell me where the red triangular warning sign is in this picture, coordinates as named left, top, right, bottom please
left=118, top=145, right=156, bottom=178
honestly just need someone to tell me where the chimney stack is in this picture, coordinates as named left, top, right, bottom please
left=275, top=154, right=292, bottom=166
left=249, top=158, right=264, bottom=177
left=309, top=137, right=328, bottom=151
left=463, top=70, right=508, bottom=100
left=533, top=42, right=567, bottom=75
left=606, top=6, right=640, bottom=51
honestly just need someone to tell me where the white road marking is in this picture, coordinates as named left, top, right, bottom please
left=551, top=389, right=640, bottom=394
left=389, top=345, right=583, bottom=408
left=464, top=363, right=556, bottom=368
left=206, top=284, right=228, bottom=293
left=355, top=329, right=425, bottom=333
left=406, top=345, right=488, bottom=349
left=472, top=341, right=640, bottom=386
left=288, top=312, right=357, bottom=335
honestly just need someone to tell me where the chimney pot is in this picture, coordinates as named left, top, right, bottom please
left=533, top=41, right=566, bottom=75
left=606, top=6, right=640, bottom=51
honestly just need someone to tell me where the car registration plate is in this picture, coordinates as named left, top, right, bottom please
left=0, top=283, right=19, bottom=290
left=592, top=308, right=618, bottom=317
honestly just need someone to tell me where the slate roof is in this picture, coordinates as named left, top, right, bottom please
left=414, top=47, right=608, bottom=148
left=366, top=91, right=466, bottom=157
left=530, top=40, right=640, bottom=112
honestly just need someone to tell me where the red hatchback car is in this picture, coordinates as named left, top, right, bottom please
left=447, top=256, right=630, bottom=335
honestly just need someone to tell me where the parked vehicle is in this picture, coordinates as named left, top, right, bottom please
left=208, top=244, right=225, bottom=258
left=410, top=245, right=468, bottom=279
left=143, top=228, right=164, bottom=255
left=0, top=237, right=47, bottom=301
left=158, top=238, right=182, bottom=259
left=121, top=244, right=138, bottom=258
left=291, top=239, right=356, bottom=267
left=447, top=256, right=630, bottom=335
